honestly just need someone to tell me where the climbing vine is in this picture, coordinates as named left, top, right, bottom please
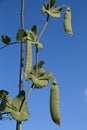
left=0, top=0, right=73, bottom=130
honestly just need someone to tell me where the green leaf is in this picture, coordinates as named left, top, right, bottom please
left=11, top=101, right=29, bottom=121
left=23, top=30, right=43, bottom=49
left=2, top=35, right=11, bottom=44
left=29, top=74, right=49, bottom=88
left=30, top=61, right=45, bottom=77
left=0, top=100, right=10, bottom=112
left=23, top=30, right=36, bottom=42
left=43, top=0, right=56, bottom=10
left=0, top=95, right=12, bottom=112
left=31, top=25, right=38, bottom=35
left=31, top=42, right=43, bottom=49
left=12, top=90, right=25, bottom=111
left=25, top=61, right=53, bottom=89
left=16, top=29, right=25, bottom=41
left=0, top=90, right=9, bottom=98
left=42, top=6, right=63, bottom=18
left=11, top=106, right=29, bottom=121
left=37, top=42, right=43, bottom=49
left=11, top=90, right=29, bottom=121
left=38, top=72, right=53, bottom=80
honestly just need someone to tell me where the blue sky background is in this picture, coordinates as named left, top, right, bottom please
left=0, top=0, right=87, bottom=130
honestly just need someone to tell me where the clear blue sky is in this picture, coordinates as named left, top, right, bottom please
left=0, top=0, right=87, bottom=130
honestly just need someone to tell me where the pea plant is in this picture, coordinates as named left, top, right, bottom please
left=0, top=0, right=73, bottom=130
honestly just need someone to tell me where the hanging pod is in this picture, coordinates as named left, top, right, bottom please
left=64, top=7, right=73, bottom=35
left=50, top=79, right=61, bottom=126
left=24, top=29, right=43, bottom=76
left=24, top=41, right=32, bottom=76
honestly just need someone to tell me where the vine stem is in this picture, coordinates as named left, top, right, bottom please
left=0, top=42, right=21, bottom=50
left=17, top=83, right=34, bottom=114
left=37, top=14, right=49, bottom=41
left=16, top=0, right=25, bottom=130
left=35, top=14, right=49, bottom=76
left=25, top=83, right=34, bottom=102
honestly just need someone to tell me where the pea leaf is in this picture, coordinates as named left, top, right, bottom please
left=23, top=30, right=43, bottom=49
left=30, top=61, right=45, bottom=77
left=11, top=106, right=29, bottom=121
left=12, top=90, right=25, bottom=111
left=38, top=72, right=53, bottom=80
left=0, top=90, right=9, bottom=98
left=42, top=5, right=63, bottom=18
left=43, top=0, right=56, bottom=10
left=25, top=61, right=53, bottom=88
left=2, top=34, right=11, bottom=44
left=23, top=30, right=36, bottom=42
left=11, top=101, right=29, bottom=121
left=16, top=29, right=25, bottom=41
left=11, top=90, right=29, bottom=121
left=31, top=25, right=38, bottom=35
left=0, top=95, right=12, bottom=112
left=29, top=74, right=49, bottom=88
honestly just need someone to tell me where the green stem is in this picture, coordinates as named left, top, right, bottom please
left=16, top=0, right=25, bottom=130
left=0, top=42, right=20, bottom=50
left=37, top=14, right=49, bottom=41
left=35, top=45, right=38, bottom=77
left=49, top=0, right=50, bottom=10
left=25, top=83, right=34, bottom=102
left=18, top=83, right=34, bottom=113
left=35, top=15, right=49, bottom=76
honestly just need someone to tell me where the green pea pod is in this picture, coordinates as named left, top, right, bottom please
left=24, top=41, right=32, bottom=76
left=64, top=7, right=73, bottom=35
left=50, top=79, right=61, bottom=126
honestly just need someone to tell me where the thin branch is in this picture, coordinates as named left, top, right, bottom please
left=49, top=0, right=50, bottom=10
left=16, top=0, right=25, bottom=130
left=35, top=15, right=49, bottom=76
left=18, top=83, right=34, bottom=113
left=25, top=83, right=34, bottom=102
left=0, top=42, right=20, bottom=50
left=35, top=45, right=38, bottom=77
left=37, top=14, right=49, bottom=41
left=19, top=0, right=25, bottom=91
left=0, top=112, right=11, bottom=115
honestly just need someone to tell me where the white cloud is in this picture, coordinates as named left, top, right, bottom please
left=85, top=89, right=87, bottom=96
left=84, top=89, right=87, bottom=103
